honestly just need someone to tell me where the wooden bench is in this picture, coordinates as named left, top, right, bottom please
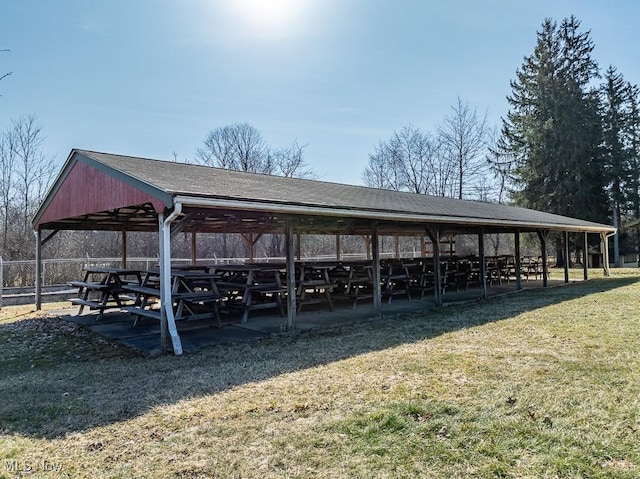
left=70, top=298, right=110, bottom=310
left=124, top=285, right=161, bottom=297
left=122, top=306, right=162, bottom=322
left=68, top=281, right=111, bottom=290
left=124, top=288, right=222, bottom=327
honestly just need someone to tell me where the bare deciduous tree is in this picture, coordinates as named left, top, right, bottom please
left=0, top=131, right=16, bottom=251
left=0, top=115, right=56, bottom=259
left=362, top=138, right=402, bottom=190
left=271, top=140, right=316, bottom=179
left=195, top=122, right=273, bottom=173
left=438, top=96, right=489, bottom=199
left=486, top=128, right=515, bottom=205
left=363, top=125, right=453, bottom=196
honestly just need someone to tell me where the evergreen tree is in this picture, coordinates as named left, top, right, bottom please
left=500, top=16, right=608, bottom=265
left=501, top=17, right=607, bottom=220
left=628, top=85, right=640, bottom=259
left=600, top=66, right=635, bottom=265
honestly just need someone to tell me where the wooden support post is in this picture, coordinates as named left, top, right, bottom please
left=371, top=223, right=382, bottom=312
left=248, top=233, right=255, bottom=263
left=158, top=213, right=168, bottom=352
left=564, top=231, right=570, bottom=284
left=121, top=230, right=127, bottom=269
left=583, top=232, right=588, bottom=280
left=191, top=232, right=197, bottom=266
left=514, top=230, right=522, bottom=290
left=479, top=230, right=487, bottom=299
left=296, top=233, right=301, bottom=261
left=336, top=234, right=341, bottom=261
left=537, top=230, right=549, bottom=287
left=34, top=229, right=42, bottom=310
left=240, top=233, right=263, bottom=263
left=600, top=232, right=612, bottom=277
left=420, top=235, right=427, bottom=257
left=285, top=221, right=297, bottom=331
left=427, top=226, right=442, bottom=307
left=394, top=235, right=400, bottom=259
left=361, top=235, right=372, bottom=260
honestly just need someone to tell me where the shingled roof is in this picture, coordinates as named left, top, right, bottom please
left=33, top=149, right=616, bottom=235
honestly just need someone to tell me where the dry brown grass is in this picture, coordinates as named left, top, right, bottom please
left=1, top=270, right=640, bottom=478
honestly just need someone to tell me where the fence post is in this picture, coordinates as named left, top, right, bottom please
left=0, top=256, right=3, bottom=310
left=35, top=230, right=42, bottom=310
left=42, top=259, right=47, bottom=287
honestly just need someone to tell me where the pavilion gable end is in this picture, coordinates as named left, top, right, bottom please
left=35, top=159, right=167, bottom=229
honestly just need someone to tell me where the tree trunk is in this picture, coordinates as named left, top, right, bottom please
left=613, top=206, right=621, bottom=267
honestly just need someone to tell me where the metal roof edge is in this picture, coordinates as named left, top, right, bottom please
left=174, top=195, right=617, bottom=234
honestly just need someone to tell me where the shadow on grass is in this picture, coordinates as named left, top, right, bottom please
left=1, top=275, right=638, bottom=439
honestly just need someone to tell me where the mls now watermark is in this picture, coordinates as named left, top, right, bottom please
left=4, top=459, right=63, bottom=474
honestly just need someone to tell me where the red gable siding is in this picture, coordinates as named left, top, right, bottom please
left=36, top=160, right=167, bottom=228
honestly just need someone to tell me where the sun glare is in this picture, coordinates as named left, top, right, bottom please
left=225, top=0, right=308, bottom=39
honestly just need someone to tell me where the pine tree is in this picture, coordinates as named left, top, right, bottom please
left=600, top=66, right=635, bottom=265
left=500, top=16, right=609, bottom=265
left=501, top=17, right=608, bottom=219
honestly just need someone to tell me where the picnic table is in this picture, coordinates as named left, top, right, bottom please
left=296, top=262, right=338, bottom=312
left=212, top=264, right=286, bottom=323
left=381, top=260, right=412, bottom=303
left=343, top=261, right=375, bottom=309
left=69, top=267, right=141, bottom=320
left=123, top=269, right=222, bottom=326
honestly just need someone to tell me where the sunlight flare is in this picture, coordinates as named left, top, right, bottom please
left=225, top=0, right=310, bottom=39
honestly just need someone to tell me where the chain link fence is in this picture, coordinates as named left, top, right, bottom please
left=0, top=248, right=572, bottom=308
left=0, top=257, right=157, bottom=307
left=0, top=251, right=415, bottom=308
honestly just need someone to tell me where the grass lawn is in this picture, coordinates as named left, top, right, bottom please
left=1, top=269, right=639, bottom=478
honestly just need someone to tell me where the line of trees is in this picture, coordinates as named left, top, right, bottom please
left=362, top=97, right=492, bottom=201
left=362, top=16, right=640, bottom=267
left=495, top=16, right=640, bottom=266
left=3, top=17, right=640, bottom=267
left=194, top=122, right=315, bottom=179
left=0, top=115, right=56, bottom=260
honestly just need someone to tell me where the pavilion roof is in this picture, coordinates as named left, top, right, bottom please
left=33, top=149, right=616, bottom=236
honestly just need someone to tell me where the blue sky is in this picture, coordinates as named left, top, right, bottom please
left=1, top=0, right=639, bottom=186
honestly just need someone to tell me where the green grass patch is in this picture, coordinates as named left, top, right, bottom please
left=0, top=271, right=639, bottom=478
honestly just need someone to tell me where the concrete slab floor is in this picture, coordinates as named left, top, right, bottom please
left=53, top=279, right=560, bottom=355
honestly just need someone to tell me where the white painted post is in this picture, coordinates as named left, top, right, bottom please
left=158, top=213, right=168, bottom=352
left=159, top=211, right=184, bottom=355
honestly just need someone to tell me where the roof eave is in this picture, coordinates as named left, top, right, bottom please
left=174, top=195, right=617, bottom=234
